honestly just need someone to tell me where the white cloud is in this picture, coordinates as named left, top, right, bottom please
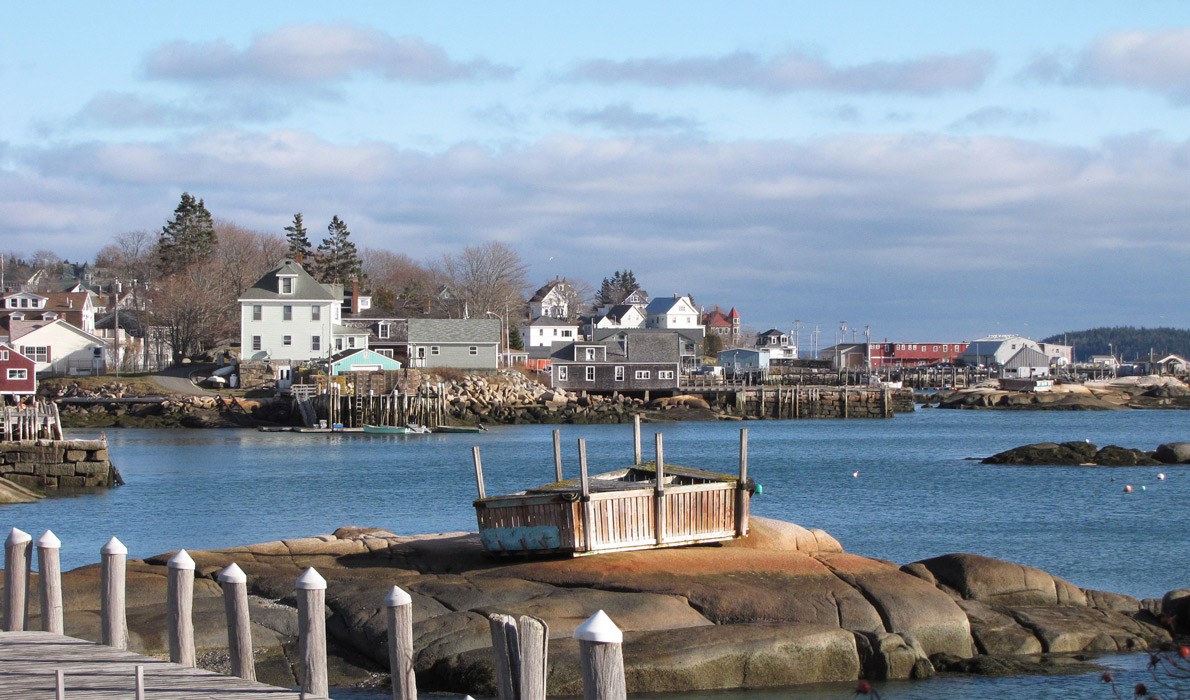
left=1022, top=28, right=1190, bottom=102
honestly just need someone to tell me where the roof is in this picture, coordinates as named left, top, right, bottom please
left=408, top=318, right=501, bottom=344
left=603, top=304, right=640, bottom=323
left=529, top=278, right=567, bottom=303
left=758, top=328, right=786, bottom=337
left=644, top=295, right=692, bottom=316
left=1003, top=347, right=1050, bottom=370
left=527, top=316, right=579, bottom=327
left=239, top=260, right=338, bottom=301
left=554, top=332, right=682, bottom=364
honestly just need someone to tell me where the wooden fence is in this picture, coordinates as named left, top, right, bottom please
left=2, top=527, right=628, bottom=700
left=1, top=401, right=64, bottom=441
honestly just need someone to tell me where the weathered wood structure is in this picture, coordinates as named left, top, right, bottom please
left=1, top=400, right=64, bottom=441
left=473, top=427, right=755, bottom=556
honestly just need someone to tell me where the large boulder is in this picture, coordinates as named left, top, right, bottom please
left=1154, top=442, right=1190, bottom=464
left=982, top=442, right=1097, bottom=465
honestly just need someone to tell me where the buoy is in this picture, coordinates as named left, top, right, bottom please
left=755, top=484, right=763, bottom=495
left=1140, top=485, right=1146, bottom=492
left=1158, top=473, right=1166, bottom=480
left=1123, top=485, right=1133, bottom=493
left=852, top=471, right=860, bottom=478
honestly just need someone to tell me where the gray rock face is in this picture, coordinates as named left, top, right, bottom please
left=17, top=519, right=1174, bottom=696
left=1154, top=442, right=1190, bottom=464
left=982, top=442, right=1163, bottom=466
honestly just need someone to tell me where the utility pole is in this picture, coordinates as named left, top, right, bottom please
left=793, top=320, right=801, bottom=359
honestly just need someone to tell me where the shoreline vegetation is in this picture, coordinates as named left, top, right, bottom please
left=8, top=517, right=1185, bottom=695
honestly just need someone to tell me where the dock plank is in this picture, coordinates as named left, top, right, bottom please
left=0, top=631, right=302, bottom=699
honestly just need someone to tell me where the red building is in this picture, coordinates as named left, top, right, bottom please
left=0, top=344, right=36, bottom=399
left=882, top=341, right=969, bottom=367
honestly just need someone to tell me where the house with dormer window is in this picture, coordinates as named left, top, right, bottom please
left=238, top=259, right=362, bottom=363
left=549, top=332, right=682, bottom=393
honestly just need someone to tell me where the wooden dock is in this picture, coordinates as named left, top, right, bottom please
left=0, top=631, right=302, bottom=698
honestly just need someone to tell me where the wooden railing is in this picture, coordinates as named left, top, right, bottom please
left=1, top=401, right=63, bottom=441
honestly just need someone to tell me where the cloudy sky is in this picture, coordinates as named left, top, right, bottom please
left=4, top=3, right=1190, bottom=343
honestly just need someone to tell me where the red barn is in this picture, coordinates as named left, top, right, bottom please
left=0, top=343, right=36, bottom=398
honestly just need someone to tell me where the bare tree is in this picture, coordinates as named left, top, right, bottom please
left=361, top=248, right=437, bottom=314
left=212, top=221, right=286, bottom=298
left=437, top=242, right=529, bottom=319
left=148, top=260, right=237, bottom=363
left=96, top=230, right=157, bottom=286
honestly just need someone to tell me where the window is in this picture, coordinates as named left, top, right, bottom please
left=311, top=305, right=321, bottom=321
left=378, top=349, right=393, bottom=358
left=8, top=368, right=27, bottom=380
left=584, top=347, right=597, bottom=360
left=280, top=277, right=294, bottom=294
left=469, top=346, right=478, bottom=355
left=252, top=336, right=262, bottom=351
left=347, top=336, right=356, bottom=348
left=557, top=366, right=568, bottom=381
left=336, top=338, right=343, bottom=351
left=635, top=370, right=650, bottom=380
left=561, top=330, right=573, bottom=338
left=658, top=370, right=675, bottom=380
left=0, top=350, right=6, bottom=360
left=585, top=366, right=595, bottom=381
left=311, top=336, right=321, bottom=351
left=430, top=346, right=440, bottom=355
left=379, top=324, right=390, bottom=339
left=283, top=305, right=293, bottom=321
left=943, top=344, right=949, bottom=352
left=21, top=346, right=49, bottom=363
left=282, top=335, right=292, bottom=346
left=252, top=305, right=262, bottom=321
left=615, top=366, right=624, bottom=381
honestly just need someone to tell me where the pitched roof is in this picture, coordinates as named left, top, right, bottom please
left=603, top=304, right=640, bottom=323
left=645, top=295, right=693, bottom=316
left=1003, top=347, right=1050, bottom=370
left=239, top=260, right=338, bottom=301
left=408, top=318, right=501, bottom=344
left=529, top=278, right=567, bottom=303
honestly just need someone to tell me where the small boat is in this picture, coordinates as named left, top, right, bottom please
left=363, top=424, right=431, bottom=435
left=434, top=425, right=487, bottom=434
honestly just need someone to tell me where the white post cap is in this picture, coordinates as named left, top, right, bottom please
left=295, top=566, right=327, bottom=590
left=573, top=610, right=622, bottom=644
left=385, top=585, right=412, bottom=607
left=167, top=549, right=195, bottom=570
left=101, top=536, right=128, bottom=556
left=37, top=530, right=61, bottom=549
left=6, top=527, right=32, bottom=546
left=218, top=562, right=247, bottom=584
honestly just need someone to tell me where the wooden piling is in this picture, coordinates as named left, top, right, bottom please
left=736, top=429, right=749, bottom=538
left=386, top=586, right=416, bottom=700
left=632, top=415, right=642, bottom=465
left=37, top=530, right=63, bottom=634
left=553, top=429, right=563, bottom=482
left=218, top=563, right=256, bottom=681
left=100, top=536, right=128, bottom=649
left=516, top=615, right=548, bottom=700
left=579, top=439, right=591, bottom=552
left=296, top=567, right=329, bottom=699
left=167, top=549, right=196, bottom=667
left=473, top=446, right=486, bottom=500
left=4, top=527, right=31, bottom=632
left=574, top=610, right=626, bottom=700
left=488, top=613, right=520, bottom=700
left=654, top=433, right=665, bottom=547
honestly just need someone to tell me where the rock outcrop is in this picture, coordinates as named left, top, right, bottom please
left=983, top=441, right=1188, bottom=466
left=936, top=376, right=1190, bottom=411
left=5, top=518, right=1174, bottom=695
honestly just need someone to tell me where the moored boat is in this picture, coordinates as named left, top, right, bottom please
left=362, top=423, right=430, bottom=435
left=434, top=425, right=487, bottom=434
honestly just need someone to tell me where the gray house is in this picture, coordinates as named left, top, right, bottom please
left=407, top=318, right=501, bottom=370
left=550, top=332, right=682, bottom=393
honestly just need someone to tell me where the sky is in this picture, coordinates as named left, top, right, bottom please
left=3, top=2, right=1190, bottom=344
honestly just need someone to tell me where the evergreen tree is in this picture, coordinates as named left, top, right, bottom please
left=596, top=269, right=641, bottom=307
left=158, top=192, right=216, bottom=275
left=314, top=215, right=363, bottom=285
left=284, top=213, right=313, bottom=263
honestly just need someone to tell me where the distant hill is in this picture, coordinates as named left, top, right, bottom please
left=1042, top=326, right=1190, bottom=363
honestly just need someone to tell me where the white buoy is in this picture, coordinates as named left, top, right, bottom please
left=1158, top=473, right=1166, bottom=480
left=852, top=471, right=860, bottom=478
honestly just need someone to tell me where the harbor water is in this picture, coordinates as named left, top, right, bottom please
left=3, top=408, right=1186, bottom=698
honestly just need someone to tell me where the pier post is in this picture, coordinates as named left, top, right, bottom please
left=100, top=536, right=128, bottom=649
left=654, top=433, right=665, bottom=546
left=167, top=549, right=196, bottom=667
left=488, top=613, right=519, bottom=700
left=37, top=530, right=63, bottom=634
left=736, top=429, right=749, bottom=538
left=296, top=567, right=329, bottom=699
left=632, top=415, right=642, bottom=465
left=473, top=446, right=486, bottom=500
left=517, top=615, right=548, bottom=700
left=386, top=586, right=416, bottom=700
left=578, top=438, right=592, bottom=552
left=841, top=387, right=849, bottom=419
left=574, top=610, right=625, bottom=700
left=553, top=429, right=563, bottom=482
left=218, top=563, right=256, bottom=681
left=4, top=527, right=31, bottom=631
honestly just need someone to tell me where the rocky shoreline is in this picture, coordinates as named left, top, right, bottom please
left=9, top=517, right=1184, bottom=695
left=983, top=441, right=1190, bottom=466
left=922, top=375, right=1190, bottom=411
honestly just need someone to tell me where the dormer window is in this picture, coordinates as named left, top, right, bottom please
left=279, top=276, right=295, bottom=294
left=9, top=312, right=23, bottom=321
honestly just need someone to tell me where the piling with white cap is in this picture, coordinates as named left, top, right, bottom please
left=4, top=528, right=32, bottom=631
left=296, top=567, right=328, bottom=698
left=37, top=530, right=63, bottom=634
left=100, top=536, right=128, bottom=649
left=218, top=562, right=256, bottom=681
left=167, top=549, right=196, bottom=667
left=574, top=610, right=625, bottom=700
left=386, top=585, right=416, bottom=700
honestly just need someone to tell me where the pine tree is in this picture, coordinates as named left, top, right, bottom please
left=596, top=269, right=641, bottom=307
left=284, top=213, right=313, bottom=263
left=314, top=215, right=363, bottom=285
left=158, top=192, right=216, bottom=275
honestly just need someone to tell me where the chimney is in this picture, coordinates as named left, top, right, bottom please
left=352, top=278, right=361, bottom=315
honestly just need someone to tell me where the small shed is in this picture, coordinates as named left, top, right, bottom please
left=329, top=348, right=402, bottom=376
left=717, top=348, right=770, bottom=376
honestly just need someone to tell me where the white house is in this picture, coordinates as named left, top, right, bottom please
left=521, top=316, right=580, bottom=349
left=645, top=295, right=702, bottom=330
left=592, top=304, right=646, bottom=331
left=528, top=278, right=574, bottom=320
left=238, top=259, right=361, bottom=363
left=960, top=335, right=1042, bottom=367
left=12, top=319, right=108, bottom=376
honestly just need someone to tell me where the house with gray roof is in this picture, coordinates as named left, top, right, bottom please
left=549, top=332, right=682, bottom=393
left=238, top=259, right=355, bottom=363
left=407, top=318, right=501, bottom=369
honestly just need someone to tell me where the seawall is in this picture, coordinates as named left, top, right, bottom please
left=0, top=439, right=120, bottom=492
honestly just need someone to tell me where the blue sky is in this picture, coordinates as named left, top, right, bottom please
left=3, top=3, right=1190, bottom=343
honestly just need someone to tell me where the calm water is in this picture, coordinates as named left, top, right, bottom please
left=3, top=409, right=1187, bottom=698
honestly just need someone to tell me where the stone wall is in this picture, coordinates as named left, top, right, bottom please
left=0, top=439, right=118, bottom=491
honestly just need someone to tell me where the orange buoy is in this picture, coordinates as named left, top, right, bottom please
left=1123, top=484, right=1133, bottom=493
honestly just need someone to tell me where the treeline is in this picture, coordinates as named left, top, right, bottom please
left=1042, top=327, right=1190, bottom=362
